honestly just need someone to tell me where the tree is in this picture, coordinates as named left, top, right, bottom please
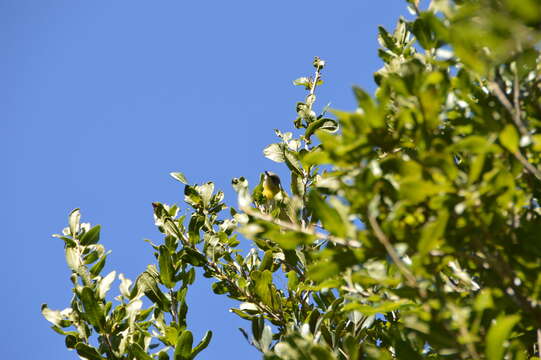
left=43, top=0, right=541, bottom=358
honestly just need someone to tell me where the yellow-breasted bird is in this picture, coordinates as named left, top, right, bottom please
left=260, top=171, right=293, bottom=220
left=262, top=171, right=282, bottom=200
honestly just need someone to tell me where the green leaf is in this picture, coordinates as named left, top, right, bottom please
left=174, top=330, right=194, bottom=360
left=450, top=135, right=497, bottom=154
left=183, top=247, right=206, bottom=266
left=41, top=304, right=62, bottom=326
left=271, top=230, right=316, bottom=250
left=290, top=172, right=304, bottom=197
left=53, top=234, right=77, bottom=247
left=287, top=271, right=298, bottom=290
left=83, top=250, right=99, bottom=265
left=191, top=330, right=212, bottom=358
left=411, top=17, right=435, bottom=50
left=80, top=225, right=100, bottom=245
left=259, top=250, right=274, bottom=271
left=300, top=147, right=331, bottom=166
left=187, top=214, right=204, bottom=244
left=309, top=191, right=347, bottom=238
left=259, top=325, right=273, bottom=352
left=263, top=143, right=286, bottom=163
left=342, top=299, right=411, bottom=316
left=353, top=87, right=375, bottom=115
left=305, top=118, right=339, bottom=141
left=130, top=343, right=154, bottom=360
left=184, top=186, right=203, bottom=207
left=75, top=343, right=104, bottom=360
left=163, top=218, right=182, bottom=239
left=158, top=351, right=171, bottom=360
left=499, top=124, right=519, bottom=153
left=196, top=182, right=214, bottom=207
left=486, top=314, right=520, bottom=360
left=98, top=271, right=116, bottom=299
left=158, top=245, right=175, bottom=288
left=80, top=287, right=105, bottom=331
left=163, top=326, right=180, bottom=346
left=308, top=260, right=340, bottom=282
left=399, top=180, right=450, bottom=204
left=69, top=208, right=81, bottom=236
left=418, top=210, right=448, bottom=257
left=252, top=270, right=274, bottom=307
left=65, top=247, right=80, bottom=272
left=136, top=268, right=171, bottom=310
left=89, top=254, right=107, bottom=277
left=170, top=171, right=188, bottom=184
left=284, top=148, right=303, bottom=175
left=65, top=335, right=77, bottom=349
left=378, top=26, right=398, bottom=53
left=185, top=267, right=196, bottom=285
left=230, top=307, right=256, bottom=320
left=474, top=289, right=494, bottom=312
left=293, top=77, right=311, bottom=88
left=212, top=281, right=229, bottom=295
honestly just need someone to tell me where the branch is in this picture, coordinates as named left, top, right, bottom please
left=486, top=81, right=541, bottom=181
left=514, top=150, right=541, bottom=181
left=514, top=72, right=522, bottom=133
left=488, top=80, right=529, bottom=138
left=309, top=59, right=322, bottom=97
left=368, top=215, right=418, bottom=289
left=103, top=335, right=118, bottom=360
left=538, top=329, right=541, bottom=357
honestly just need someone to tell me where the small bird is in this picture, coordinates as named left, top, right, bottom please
left=262, top=171, right=282, bottom=200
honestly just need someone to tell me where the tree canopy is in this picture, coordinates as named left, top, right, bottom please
left=43, top=0, right=541, bottom=358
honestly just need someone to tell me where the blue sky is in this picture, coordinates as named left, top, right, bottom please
left=2, top=1, right=406, bottom=359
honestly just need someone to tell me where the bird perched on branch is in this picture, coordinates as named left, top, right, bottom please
left=257, top=171, right=295, bottom=221
left=262, top=171, right=282, bottom=201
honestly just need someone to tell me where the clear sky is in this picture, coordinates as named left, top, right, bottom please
left=2, top=1, right=407, bottom=359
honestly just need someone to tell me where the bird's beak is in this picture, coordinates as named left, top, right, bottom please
left=264, top=171, right=270, bottom=176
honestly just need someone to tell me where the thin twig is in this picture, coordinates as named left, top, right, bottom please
left=514, top=151, right=541, bottom=181
left=309, top=62, right=321, bottom=97
left=513, top=72, right=522, bottom=132
left=488, top=80, right=529, bottom=137
left=537, top=329, right=541, bottom=356
left=487, top=81, right=541, bottom=180
left=368, top=215, right=418, bottom=288
left=170, top=289, right=178, bottom=324
left=104, top=334, right=118, bottom=360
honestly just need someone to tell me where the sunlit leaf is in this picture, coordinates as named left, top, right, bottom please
left=486, top=314, right=520, bottom=360
left=170, top=171, right=188, bottom=184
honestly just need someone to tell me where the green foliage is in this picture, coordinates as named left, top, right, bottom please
left=43, top=208, right=212, bottom=359
left=44, top=0, right=541, bottom=358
